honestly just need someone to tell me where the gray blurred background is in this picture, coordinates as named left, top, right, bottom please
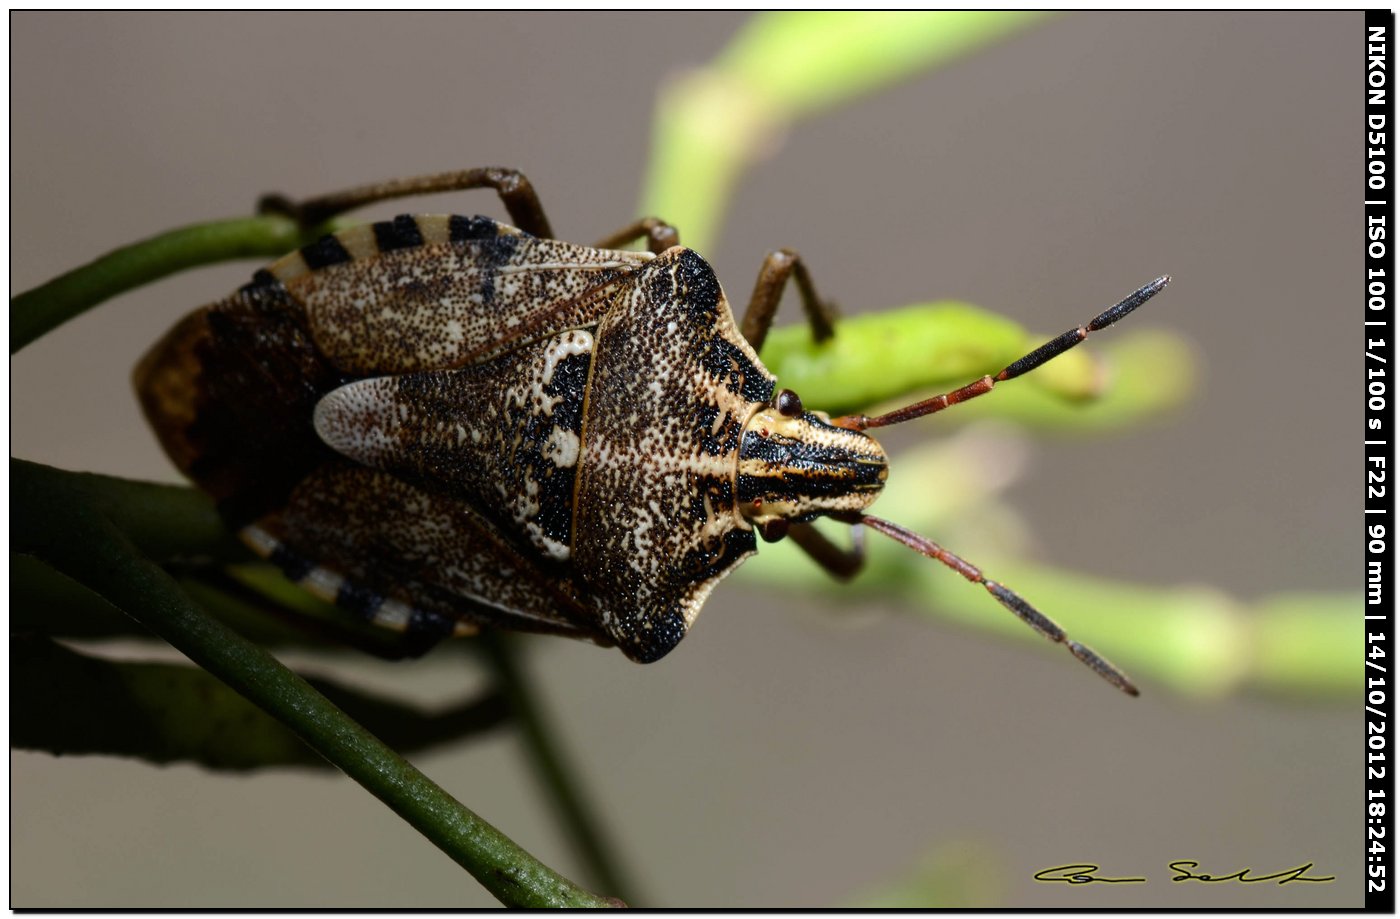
left=12, top=12, right=1360, bottom=908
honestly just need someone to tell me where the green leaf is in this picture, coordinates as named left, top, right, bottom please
left=848, top=842, right=1004, bottom=908
left=720, top=12, right=1051, bottom=118
left=761, top=302, right=1197, bottom=428
left=1251, top=593, right=1363, bottom=699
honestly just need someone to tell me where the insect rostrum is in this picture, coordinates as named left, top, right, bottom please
left=135, top=168, right=1167, bottom=694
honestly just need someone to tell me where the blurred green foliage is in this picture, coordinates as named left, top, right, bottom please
left=642, top=12, right=1049, bottom=251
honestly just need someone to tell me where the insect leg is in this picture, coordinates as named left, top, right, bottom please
left=258, top=167, right=554, bottom=238
left=785, top=522, right=866, bottom=581
left=593, top=217, right=679, bottom=254
left=853, top=513, right=1139, bottom=695
left=739, top=249, right=840, bottom=353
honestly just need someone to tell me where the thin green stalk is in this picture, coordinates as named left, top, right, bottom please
left=480, top=632, right=639, bottom=905
left=641, top=12, right=1047, bottom=251
left=12, top=633, right=511, bottom=770
left=40, top=468, right=247, bottom=564
left=11, top=214, right=311, bottom=353
left=13, top=459, right=619, bottom=909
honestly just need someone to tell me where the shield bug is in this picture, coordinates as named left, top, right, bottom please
left=135, top=167, right=1167, bottom=694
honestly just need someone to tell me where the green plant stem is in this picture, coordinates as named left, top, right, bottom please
left=641, top=12, right=1046, bottom=251
left=479, top=632, right=639, bottom=905
left=13, top=459, right=619, bottom=908
left=12, top=633, right=511, bottom=770
left=11, top=214, right=312, bottom=353
left=34, top=467, right=247, bottom=563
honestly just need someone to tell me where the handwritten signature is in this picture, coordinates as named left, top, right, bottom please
left=1034, top=861, right=1336, bottom=886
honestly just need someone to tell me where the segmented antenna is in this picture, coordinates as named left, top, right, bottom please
left=857, top=514, right=1139, bottom=696
left=835, top=275, right=1171, bottom=432
left=829, top=275, right=1171, bottom=694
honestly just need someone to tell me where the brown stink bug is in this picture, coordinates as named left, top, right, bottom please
left=135, top=168, right=1167, bottom=694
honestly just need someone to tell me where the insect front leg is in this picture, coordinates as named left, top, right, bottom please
left=786, top=521, right=866, bottom=581
left=258, top=166, right=555, bottom=238
left=739, top=249, right=840, bottom=353
left=593, top=217, right=679, bottom=254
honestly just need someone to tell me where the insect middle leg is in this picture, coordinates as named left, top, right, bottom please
left=739, top=249, right=840, bottom=353
left=258, top=167, right=555, bottom=238
left=593, top=217, right=680, bottom=254
left=787, top=521, right=866, bottom=581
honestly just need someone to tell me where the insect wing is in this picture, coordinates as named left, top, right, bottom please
left=245, top=461, right=601, bottom=644
left=276, top=215, right=652, bottom=374
left=134, top=214, right=656, bottom=646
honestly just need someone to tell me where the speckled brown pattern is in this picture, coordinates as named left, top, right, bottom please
left=284, top=217, right=650, bottom=374
left=135, top=214, right=889, bottom=659
left=313, top=329, right=595, bottom=564
left=245, top=461, right=596, bottom=641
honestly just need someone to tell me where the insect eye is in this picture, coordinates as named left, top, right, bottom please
left=758, top=518, right=790, bottom=542
left=775, top=389, right=803, bottom=418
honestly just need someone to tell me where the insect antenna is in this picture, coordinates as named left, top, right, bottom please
left=851, top=513, right=1139, bottom=696
left=834, top=275, right=1171, bottom=432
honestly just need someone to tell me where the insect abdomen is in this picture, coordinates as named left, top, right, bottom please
left=134, top=271, right=338, bottom=526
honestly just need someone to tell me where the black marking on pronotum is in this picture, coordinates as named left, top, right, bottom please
left=700, top=337, right=774, bottom=404
left=683, top=475, right=736, bottom=525
left=299, top=233, right=353, bottom=270
left=705, top=475, right=735, bottom=511
left=679, top=476, right=736, bottom=527
left=693, top=404, right=743, bottom=457
left=673, top=249, right=722, bottom=313
left=373, top=215, right=425, bottom=252
left=135, top=166, right=1168, bottom=694
left=680, top=526, right=755, bottom=583
left=693, top=404, right=722, bottom=453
